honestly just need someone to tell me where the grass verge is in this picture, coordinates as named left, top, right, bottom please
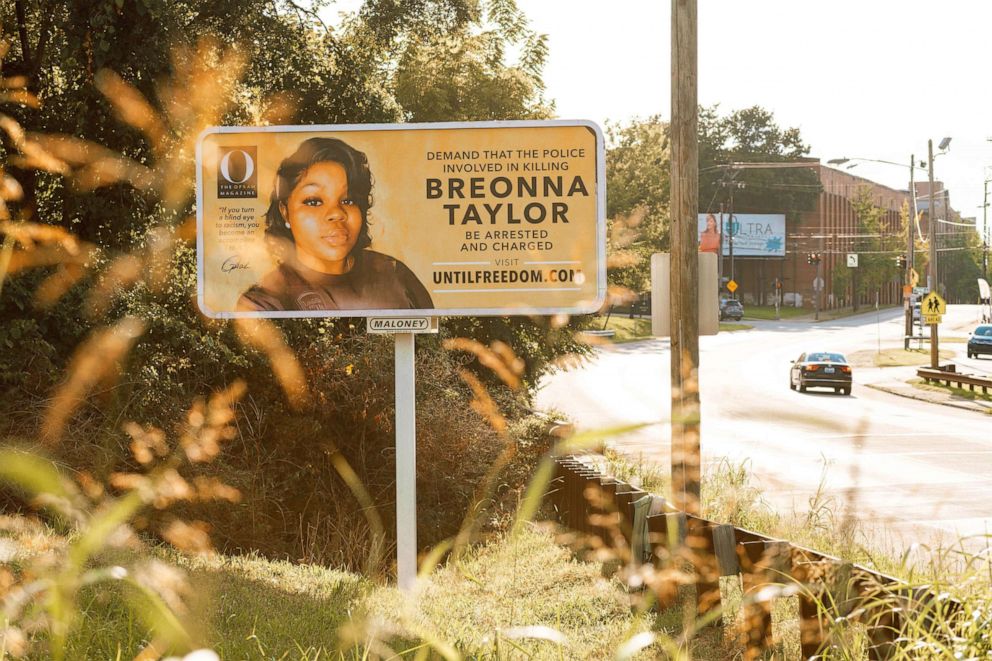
left=909, top=376, right=992, bottom=405
left=741, top=305, right=808, bottom=320
left=848, top=347, right=955, bottom=368
left=10, top=450, right=992, bottom=659
left=8, top=519, right=704, bottom=660
left=599, top=315, right=651, bottom=342
left=744, top=305, right=902, bottom=322
left=593, top=316, right=751, bottom=344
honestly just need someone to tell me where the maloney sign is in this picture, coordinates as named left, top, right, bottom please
left=697, top=213, right=786, bottom=258
left=196, top=121, right=605, bottom=318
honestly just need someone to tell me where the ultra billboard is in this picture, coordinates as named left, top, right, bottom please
left=697, top=213, right=786, bottom=258
left=196, top=121, right=605, bottom=318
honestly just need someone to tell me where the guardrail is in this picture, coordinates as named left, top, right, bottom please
left=917, top=366, right=992, bottom=394
left=549, top=455, right=961, bottom=660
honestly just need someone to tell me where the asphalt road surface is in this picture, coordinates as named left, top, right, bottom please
left=536, top=304, right=992, bottom=551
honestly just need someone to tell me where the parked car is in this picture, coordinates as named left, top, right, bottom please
left=967, top=324, right=992, bottom=358
left=720, top=299, right=744, bottom=321
left=789, top=351, right=852, bottom=395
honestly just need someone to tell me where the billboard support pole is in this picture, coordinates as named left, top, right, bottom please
left=394, top=332, right=417, bottom=591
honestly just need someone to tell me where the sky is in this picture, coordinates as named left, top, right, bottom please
left=324, top=0, right=992, bottom=236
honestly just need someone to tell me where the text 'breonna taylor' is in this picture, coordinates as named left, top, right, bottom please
left=426, top=175, right=590, bottom=225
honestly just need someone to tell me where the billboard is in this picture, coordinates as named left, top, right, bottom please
left=196, top=121, right=605, bottom=318
left=697, top=213, right=785, bottom=257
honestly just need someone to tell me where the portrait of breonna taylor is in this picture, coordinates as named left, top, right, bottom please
left=237, top=137, right=434, bottom=313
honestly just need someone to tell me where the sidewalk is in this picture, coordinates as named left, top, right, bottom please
left=742, top=305, right=901, bottom=323
left=858, top=306, right=992, bottom=413
left=860, top=364, right=992, bottom=415
left=798, top=305, right=902, bottom=323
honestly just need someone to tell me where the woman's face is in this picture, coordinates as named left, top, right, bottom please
left=282, top=161, right=363, bottom=274
left=706, top=216, right=717, bottom=231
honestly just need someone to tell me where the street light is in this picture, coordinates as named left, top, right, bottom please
left=827, top=142, right=951, bottom=350
left=826, top=156, right=928, bottom=171
left=926, top=137, right=951, bottom=368
left=827, top=154, right=925, bottom=346
left=826, top=155, right=928, bottom=243
left=981, top=171, right=992, bottom=283
left=927, top=138, right=951, bottom=287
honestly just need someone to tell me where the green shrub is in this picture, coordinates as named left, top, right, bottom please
left=1, top=236, right=576, bottom=571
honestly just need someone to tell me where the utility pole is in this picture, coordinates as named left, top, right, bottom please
left=814, top=253, right=821, bottom=321
left=928, top=139, right=939, bottom=369
left=670, top=0, right=700, bottom=516
left=718, top=202, right=724, bottom=290
left=905, top=154, right=916, bottom=349
left=728, top=188, right=735, bottom=294
left=984, top=177, right=989, bottom=281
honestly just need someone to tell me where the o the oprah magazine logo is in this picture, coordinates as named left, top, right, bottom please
left=217, top=146, right=258, bottom=198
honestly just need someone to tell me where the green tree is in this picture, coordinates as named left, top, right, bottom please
left=831, top=261, right=851, bottom=307
left=0, top=0, right=585, bottom=566
left=603, top=117, right=669, bottom=294
left=0, top=0, right=584, bottom=385
left=940, top=229, right=983, bottom=303
left=848, top=188, right=905, bottom=309
left=1, top=0, right=503, bottom=245
left=699, top=105, right=820, bottom=218
left=393, top=0, right=551, bottom=121
left=603, top=107, right=819, bottom=294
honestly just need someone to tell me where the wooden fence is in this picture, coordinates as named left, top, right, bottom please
left=549, top=455, right=961, bottom=660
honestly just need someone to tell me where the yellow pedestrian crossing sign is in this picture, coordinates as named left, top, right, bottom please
left=920, top=292, right=946, bottom=316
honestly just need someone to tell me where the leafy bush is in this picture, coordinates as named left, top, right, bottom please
left=0, top=8, right=593, bottom=655
left=1, top=233, right=574, bottom=567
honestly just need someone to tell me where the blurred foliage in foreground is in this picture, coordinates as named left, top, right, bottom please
left=0, top=1, right=595, bottom=656
left=0, top=0, right=590, bottom=570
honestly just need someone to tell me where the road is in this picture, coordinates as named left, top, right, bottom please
left=536, top=304, right=992, bottom=550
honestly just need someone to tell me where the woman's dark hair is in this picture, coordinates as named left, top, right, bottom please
left=264, top=137, right=373, bottom=251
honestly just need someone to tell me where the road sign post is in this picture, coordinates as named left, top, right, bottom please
left=774, top=278, right=781, bottom=320
left=920, top=292, right=947, bottom=368
left=812, top=276, right=823, bottom=321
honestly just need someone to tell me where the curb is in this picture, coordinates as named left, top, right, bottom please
left=864, top=382, right=992, bottom=415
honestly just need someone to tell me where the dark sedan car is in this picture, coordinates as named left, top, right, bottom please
left=720, top=299, right=744, bottom=321
left=790, top=351, right=852, bottom=395
left=967, top=325, right=992, bottom=358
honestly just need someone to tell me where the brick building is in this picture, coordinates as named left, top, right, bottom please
left=727, top=164, right=919, bottom=311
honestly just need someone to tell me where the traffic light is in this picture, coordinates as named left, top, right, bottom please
left=895, top=254, right=907, bottom=269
